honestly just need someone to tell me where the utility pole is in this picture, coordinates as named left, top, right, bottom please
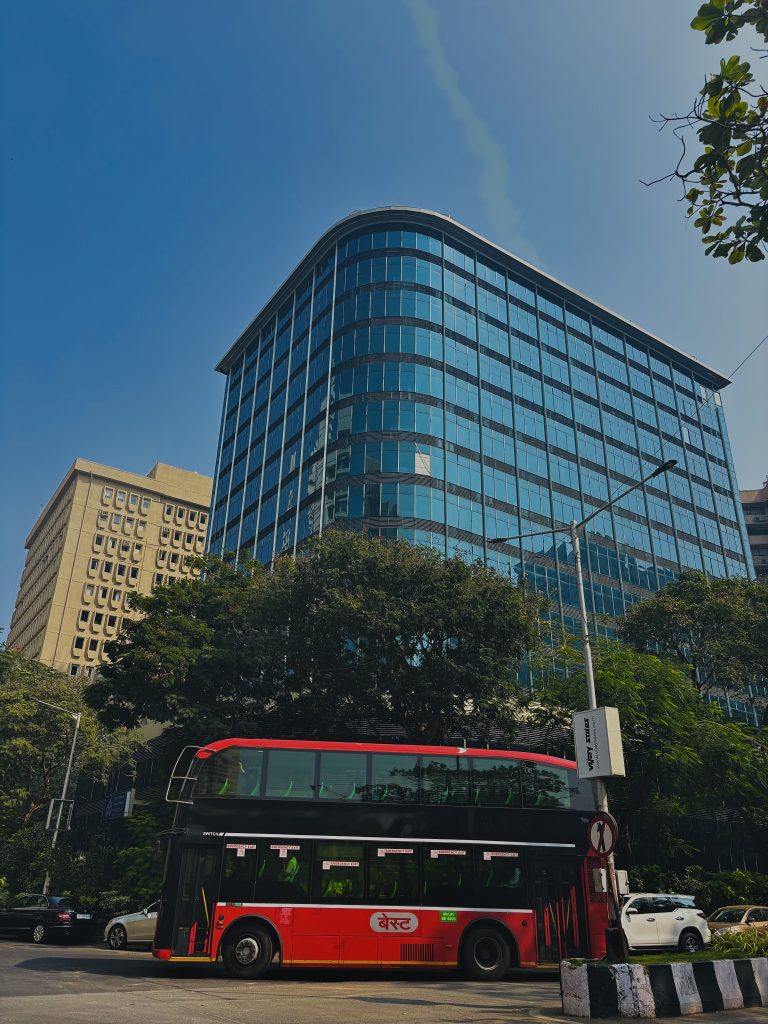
left=29, top=697, right=81, bottom=895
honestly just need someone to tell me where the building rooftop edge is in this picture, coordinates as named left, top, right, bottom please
left=214, top=206, right=732, bottom=389
left=24, top=458, right=213, bottom=549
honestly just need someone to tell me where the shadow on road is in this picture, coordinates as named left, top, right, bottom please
left=13, top=952, right=558, bottom=989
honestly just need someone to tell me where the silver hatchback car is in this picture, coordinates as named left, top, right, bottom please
left=104, top=902, right=159, bottom=949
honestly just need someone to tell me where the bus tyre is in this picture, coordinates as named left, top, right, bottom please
left=222, top=925, right=274, bottom=979
left=461, top=927, right=512, bottom=981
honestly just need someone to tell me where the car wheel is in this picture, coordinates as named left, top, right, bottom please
left=107, top=924, right=128, bottom=950
left=221, top=925, right=274, bottom=979
left=461, top=926, right=512, bottom=981
left=678, top=929, right=704, bottom=953
left=31, top=923, right=48, bottom=945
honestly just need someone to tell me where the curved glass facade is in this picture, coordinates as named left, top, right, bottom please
left=208, top=209, right=752, bottom=657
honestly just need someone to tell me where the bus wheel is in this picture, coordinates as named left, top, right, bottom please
left=461, top=926, right=512, bottom=981
left=222, top=925, right=274, bottom=979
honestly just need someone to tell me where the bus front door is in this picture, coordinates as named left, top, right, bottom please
left=172, top=846, right=221, bottom=958
left=532, top=858, right=586, bottom=963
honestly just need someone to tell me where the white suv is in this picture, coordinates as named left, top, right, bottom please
left=622, top=893, right=711, bottom=952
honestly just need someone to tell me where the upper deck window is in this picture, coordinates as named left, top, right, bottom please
left=195, top=746, right=592, bottom=810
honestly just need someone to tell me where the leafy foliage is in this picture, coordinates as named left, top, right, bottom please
left=647, top=0, right=768, bottom=263
left=630, top=864, right=768, bottom=912
left=88, top=531, right=542, bottom=745
left=618, top=571, right=768, bottom=718
left=526, top=640, right=768, bottom=863
left=712, top=927, right=768, bottom=957
left=0, top=648, right=141, bottom=838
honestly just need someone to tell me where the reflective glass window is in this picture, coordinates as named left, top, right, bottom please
left=318, top=751, right=366, bottom=801
left=421, top=756, right=470, bottom=805
left=313, top=841, right=364, bottom=902
left=367, top=845, right=419, bottom=904
left=264, top=749, right=316, bottom=799
left=368, top=753, right=420, bottom=802
left=470, top=758, right=522, bottom=807
left=474, top=848, right=525, bottom=908
left=423, top=846, right=471, bottom=905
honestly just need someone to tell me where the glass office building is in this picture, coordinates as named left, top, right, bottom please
left=209, top=207, right=752, bottom=658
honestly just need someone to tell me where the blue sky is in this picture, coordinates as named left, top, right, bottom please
left=1, top=0, right=765, bottom=636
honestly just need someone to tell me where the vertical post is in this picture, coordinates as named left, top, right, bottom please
left=570, top=520, right=625, bottom=957
left=43, top=712, right=80, bottom=895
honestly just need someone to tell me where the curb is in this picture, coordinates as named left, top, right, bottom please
left=560, top=957, right=768, bottom=1018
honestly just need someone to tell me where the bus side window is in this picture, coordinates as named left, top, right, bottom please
left=366, top=753, right=420, bottom=802
left=221, top=843, right=258, bottom=902
left=470, top=758, right=521, bottom=807
left=473, top=848, right=526, bottom=908
left=367, top=844, right=418, bottom=904
left=422, top=846, right=470, bottom=906
left=421, top=757, right=469, bottom=805
left=312, top=841, right=364, bottom=902
left=253, top=839, right=310, bottom=901
left=264, top=750, right=317, bottom=800
left=521, top=764, right=570, bottom=808
left=318, top=751, right=366, bottom=801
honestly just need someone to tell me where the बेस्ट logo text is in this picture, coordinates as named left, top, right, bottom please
left=369, top=911, right=419, bottom=933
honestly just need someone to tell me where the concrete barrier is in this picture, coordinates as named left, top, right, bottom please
left=560, top=957, right=768, bottom=1018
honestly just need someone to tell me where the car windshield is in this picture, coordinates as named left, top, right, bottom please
left=710, top=908, right=745, bottom=923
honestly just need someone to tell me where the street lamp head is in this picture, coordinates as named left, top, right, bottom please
left=651, top=458, right=677, bottom=479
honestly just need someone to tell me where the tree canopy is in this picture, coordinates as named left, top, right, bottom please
left=617, top=570, right=768, bottom=719
left=87, top=530, right=542, bottom=745
left=0, top=648, right=139, bottom=840
left=526, top=640, right=768, bottom=864
left=647, top=0, right=768, bottom=264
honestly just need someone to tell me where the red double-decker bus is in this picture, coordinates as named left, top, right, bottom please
left=152, top=738, right=609, bottom=979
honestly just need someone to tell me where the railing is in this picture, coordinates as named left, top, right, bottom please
left=165, top=746, right=215, bottom=805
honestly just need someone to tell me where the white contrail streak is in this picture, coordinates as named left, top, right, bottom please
left=405, top=0, right=537, bottom=262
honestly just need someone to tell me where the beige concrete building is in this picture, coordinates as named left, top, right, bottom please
left=7, top=460, right=212, bottom=675
left=741, top=479, right=768, bottom=580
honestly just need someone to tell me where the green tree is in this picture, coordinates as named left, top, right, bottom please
left=617, top=571, right=768, bottom=718
left=0, top=649, right=140, bottom=839
left=646, top=0, right=768, bottom=263
left=0, top=648, right=142, bottom=894
left=88, top=530, right=542, bottom=745
left=526, top=640, right=767, bottom=863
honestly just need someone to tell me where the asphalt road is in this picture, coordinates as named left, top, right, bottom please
left=1, top=939, right=767, bottom=1024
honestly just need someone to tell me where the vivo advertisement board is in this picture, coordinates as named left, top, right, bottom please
left=572, top=707, right=626, bottom=780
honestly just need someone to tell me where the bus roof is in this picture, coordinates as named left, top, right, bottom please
left=197, top=738, right=576, bottom=771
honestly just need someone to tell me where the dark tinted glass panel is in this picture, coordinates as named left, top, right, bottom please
left=470, top=758, right=522, bottom=807
left=421, top=756, right=469, bottom=805
left=318, top=752, right=366, bottom=801
left=367, top=753, right=420, bottom=802
left=221, top=843, right=257, bottom=902
left=521, top=763, right=572, bottom=808
left=264, top=750, right=316, bottom=799
left=313, top=841, right=364, bottom=902
left=423, top=846, right=471, bottom=906
left=196, top=747, right=263, bottom=798
left=253, top=838, right=310, bottom=901
left=367, top=845, right=419, bottom=904
left=474, top=849, right=526, bottom=908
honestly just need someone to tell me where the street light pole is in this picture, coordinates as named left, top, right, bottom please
left=489, top=458, right=677, bottom=956
left=29, top=697, right=81, bottom=895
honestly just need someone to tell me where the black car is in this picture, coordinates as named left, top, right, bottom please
left=0, top=894, right=96, bottom=944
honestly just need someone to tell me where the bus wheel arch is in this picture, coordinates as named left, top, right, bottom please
left=459, top=920, right=517, bottom=981
left=219, top=917, right=281, bottom=979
